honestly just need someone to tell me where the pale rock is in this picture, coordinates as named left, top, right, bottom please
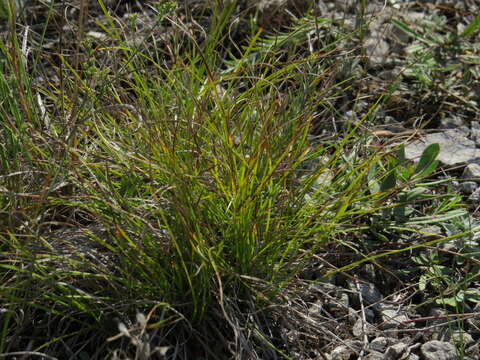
left=370, top=336, right=389, bottom=353
left=405, top=130, right=480, bottom=167
left=463, top=163, right=480, bottom=180
left=420, top=340, right=457, bottom=360
left=384, top=342, right=409, bottom=360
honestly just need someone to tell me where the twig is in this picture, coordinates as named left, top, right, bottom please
left=354, top=275, right=368, bottom=360
left=402, top=312, right=479, bottom=325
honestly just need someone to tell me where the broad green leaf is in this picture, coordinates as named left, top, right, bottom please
left=419, top=275, right=427, bottom=291
left=396, top=144, right=406, bottom=164
left=380, top=171, right=396, bottom=192
left=393, top=203, right=414, bottom=220
left=369, top=179, right=380, bottom=194
left=413, top=252, right=430, bottom=266
left=398, top=165, right=413, bottom=182
left=393, top=205, right=406, bottom=219
left=436, top=297, right=458, bottom=307
left=460, top=14, right=480, bottom=38
left=368, top=164, right=380, bottom=193
left=414, top=160, right=439, bottom=179
left=414, top=143, right=440, bottom=176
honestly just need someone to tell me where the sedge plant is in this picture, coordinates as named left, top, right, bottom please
left=0, top=1, right=471, bottom=358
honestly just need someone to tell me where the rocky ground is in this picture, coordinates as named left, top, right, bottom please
left=271, top=1, right=480, bottom=359
left=275, top=2, right=480, bottom=359
left=2, top=0, right=480, bottom=359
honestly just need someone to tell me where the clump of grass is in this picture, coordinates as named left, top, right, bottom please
left=0, top=1, right=471, bottom=358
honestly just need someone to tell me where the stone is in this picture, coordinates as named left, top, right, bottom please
left=466, top=342, right=479, bottom=358
left=447, top=330, right=474, bottom=346
left=470, top=121, right=480, bottom=147
left=427, top=308, right=449, bottom=326
left=406, top=354, right=420, bottom=360
left=420, top=340, right=457, bottom=360
left=360, top=263, right=378, bottom=283
left=352, top=318, right=376, bottom=337
left=306, top=284, right=357, bottom=325
left=468, top=187, right=480, bottom=202
left=370, top=336, right=389, bottom=353
left=466, top=305, right=480, bottom=332
left=438, top=115, right=469, bottom=135
left=365, top=308, right=375, bottom=323
left=379, top=305, right=410, bottom=330
left=384, top=342, right=409, bottom=360
left=346, top=279, right=384, bottom=311
left=405, top=130, right=480, bottom=167
left=364, top=37, right=390, bottom=67
left=463, top=163, right=480, bottom=180
left=470, top=121, right=480, bottom=145
left=460, top=181, right=478, bottom=194
left=364, top=351, right=383, bottom=360
left=329, top=340, right=363, bottom=360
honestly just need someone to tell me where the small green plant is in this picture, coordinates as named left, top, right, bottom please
left=413, top=215, right=480, bottom=310
left=367, top=143, right=465, bottom=230
left=392, top=13, right=480, bottom=109
left=153, top=0, right=177, bottom=22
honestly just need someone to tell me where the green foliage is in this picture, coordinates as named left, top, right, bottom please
left=0, top=0, right=12, bottom=19
left=413, top=215, right=480, bottom=310
left=0, top=2, right=477, bottom=358
left=392, top=14, right=480, bottom=108
left=152, top=0, right=177, bottom=22
left=460, top=14, right=480, bottom=39
left=362, top=142, right=469, bottom=259
left=1, top=6, right=378, bottom=355
left=413, top=143, right=440, bottom=179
